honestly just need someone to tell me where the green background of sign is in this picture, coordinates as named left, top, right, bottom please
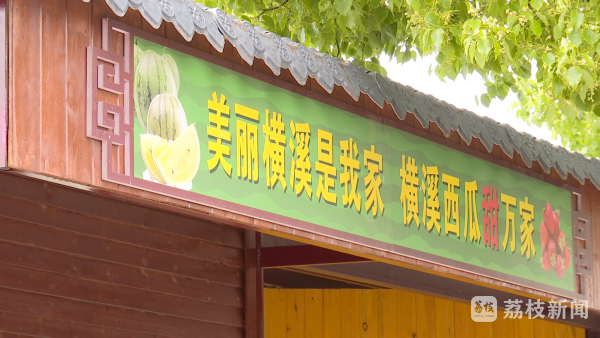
left=134, top=37, right=574, bottom=292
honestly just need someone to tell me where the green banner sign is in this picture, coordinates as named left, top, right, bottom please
left=133, top=37, right=574, bottom=293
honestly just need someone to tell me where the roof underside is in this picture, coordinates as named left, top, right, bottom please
left=88, top=0, right=600, bottom=189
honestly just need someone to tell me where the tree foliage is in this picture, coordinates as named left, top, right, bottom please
left=199, top=0, right=600, bottom=158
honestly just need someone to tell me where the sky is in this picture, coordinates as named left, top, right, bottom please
left=380, top=55, right=563, bottom=146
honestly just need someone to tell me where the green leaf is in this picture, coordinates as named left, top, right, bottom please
left=475, top=51, right=486, bottom=68
left=481, top=93, right=492, bottom=107
left=535, top=12, right=549, bottom=25
left=494, top=39, right=501, bottom=59
left=547, top=105, right=556, bottom=121
left=558, top=100, right=576, bottom=119
left=406, top=0, right=421, bottom=11
left=584, top=29, right=599, bottom=44
left=334, top=0, right=352, bottom=16
left=553, top=24, right=562, bottom=40
left=477, top=38, right=492, bottom=57
left=583, top=54, right=595, bottom=68
left=497, top=84, right=510, bottom=99
left=441, top=43, right=455, bottom=58
left=431, top=28, right=444, bottom=48
left=594, top=104, right=600, bottom=117
left=439, top=0, right=451, bottom=8
left=571, top=11, right=584, bottom=29
left=425, top=13, right=439, bottom=25
left=531, top=0, right=543, bottom=10
left=486, top=58, right=502, bottom=73
left=566, top=66, right=583, bottom=87
left=574, top=91, right=592, bottom=111
left=542, top=52, right=555, bottom=66
left=569, top=31, right=582, bottom=47
left=581, top=69, right=594, bottom=96
left=530, top=20, right=542, bottom=37
left=468, top=42, right=476, bottom=61
left=344, top=10, right=357, bottom=29
left=469, top=18, right=482, bottom=30
left=262, top=15, right=276, bottom=30
left=553, top=81, right=564, bottom=96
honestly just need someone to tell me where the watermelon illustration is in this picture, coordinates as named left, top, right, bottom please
left=161, top=53, right=180, bottom=92
left=134, top=51, right=178, bottom=132
left=146, top=93, right=188, bottom=141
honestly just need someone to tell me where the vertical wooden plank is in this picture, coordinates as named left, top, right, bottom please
left=359, top=290, right=378, bottom=338
left=65, top=0, right=92, bottom=183
left=287, top=289, right=305, bottom=338
left=40, top=0, right=67, bottom=176
left=533, top=318, right=554, bottom=338
left=10, top=0, right=41, bottom=171
left=553, top=322, right=568, bottom=338
left=434, top=298, right=454, bottom=338
left=513, top=316, right=534, bottom=338
left=264, top=289, right=271, bottom=338
left=473, top=321, right=494, bottom=338
left=305, top=289, right=323, bottom=338
left=564, top=324, right=575, bottom=338
left=269, top=289, right=287, bottom=338
left=379, top=290, right=397, bottom=338
left=323, top=289, right=341, bottom=338
left=573, top=327, right=585, bottom=338
left=0, top=0, right=6, bottom=168
left=493, top=310, right=514, bottom=338
left=454, top=302, right=474, bottom=338
left=397, top=290, right=417, bottom=338
left=244, top=230, right=259, bottom=338
left=415, top=294, right=435, bottom=338
left=340, top=289, right=360, bottom=338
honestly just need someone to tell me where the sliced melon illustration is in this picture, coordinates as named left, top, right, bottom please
left=140, top=133, right=167, bottom=183
left=151, top=139, right=170, bottom=161
left=155, top=124, right=200, bottom=188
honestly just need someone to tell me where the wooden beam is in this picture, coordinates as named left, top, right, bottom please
left=260, top=245, right=370, bottom=268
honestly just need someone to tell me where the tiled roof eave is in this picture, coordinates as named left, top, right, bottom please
left=87, top=0, right=600, bottom=189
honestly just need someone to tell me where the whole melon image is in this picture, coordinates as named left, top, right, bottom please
left=161, top=53, right=180, bottom=92
left=154, top=124, right=201, bottom=189
left=133, top=44, right=143, bottom=74
left=146, top=93, right=188, bottom=141
left=134, top=50, right=178, bottom=131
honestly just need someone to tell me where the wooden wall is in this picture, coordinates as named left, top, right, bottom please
left=7, top=0, right=600, bottom=308
left=264, top=289, right=585, bottom=338
left=0, top=171, right=246, bottom=337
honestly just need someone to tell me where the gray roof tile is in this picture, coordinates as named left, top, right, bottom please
left=96, top=0, right=600, bottom=189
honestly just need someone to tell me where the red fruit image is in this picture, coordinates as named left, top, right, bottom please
left=540, top=221, right=549, bottom=251
left=543, top=202, right=560, bottom=235
left=541, top=250, right=552, bottom=271
left=547, top=239, right=556, bottom=257
left=555, top=254, right=564, bottom=278
left=557, top=230, right=566, bottom=253
left=562, top=246, right=571, bottom=271
left=540, top=202, right=571, bottom=278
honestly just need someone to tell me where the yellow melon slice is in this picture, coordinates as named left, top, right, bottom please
left=151, top=139, right=170, bottom=160
left=140, top=133, right=167, bottom=183
left=155, top=124, right=200, bottom=188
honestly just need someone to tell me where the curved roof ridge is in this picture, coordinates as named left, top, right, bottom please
left=90, top=0, right=600, bottom=188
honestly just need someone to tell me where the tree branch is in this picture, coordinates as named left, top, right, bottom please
left=255, top=0, right=289, bottom=18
